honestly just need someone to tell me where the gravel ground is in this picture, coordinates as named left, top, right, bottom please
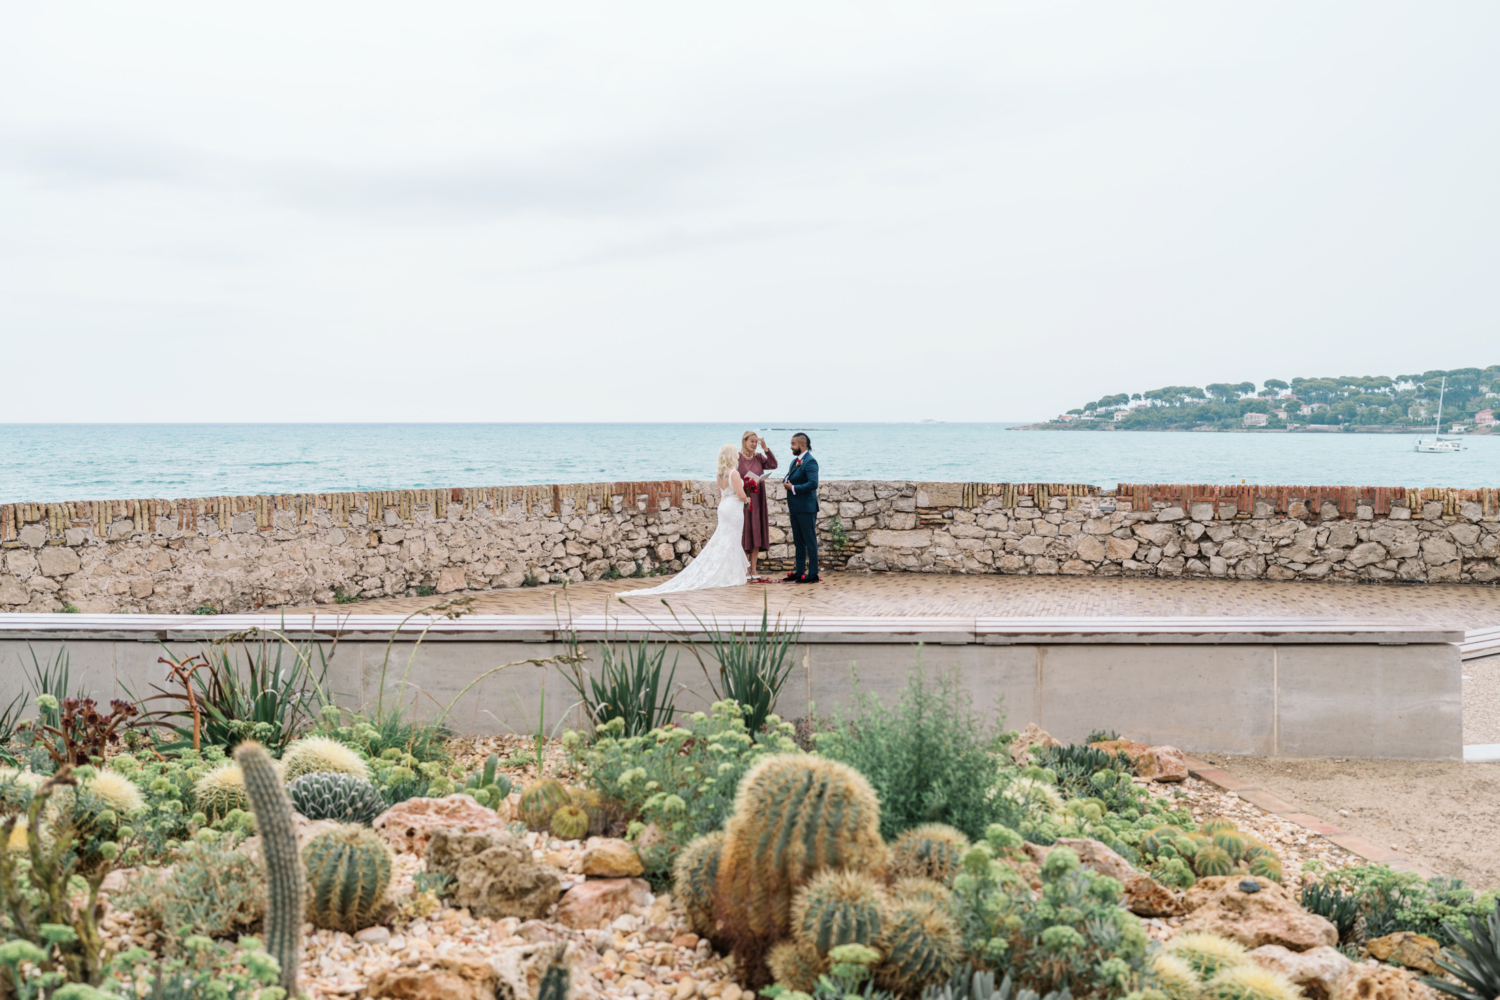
left=1464, top=652, right=1500, bottom=745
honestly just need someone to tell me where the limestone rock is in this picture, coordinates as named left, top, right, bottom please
left=1009, top=723, right=1060, bottom=765
left=368, top=956, right=496, bottom=1000
left=1250, top=944, right=1353, bottom=1000
left=0, top=576, right=28, bottom=605
left=35, top=547, right=81, bottom=578
left=425, top=827, right=562, bottom=921
left=493, top=941, right=596, bottom=1000
left=1333, top=961, right=1433, bottom=1000
left=1137, top=745, right=1189, bottom=782
left=554, top=877, right=652, bottom=929
left=373, top=793, right=507, bottom=855
left=1088, top=739, right=1150, bottom=759
left=1183, top=876, right=1338, bottom=951
left=581, top=838, right=644, bottom=878
left=1366, top=932, right=1444, bottom=976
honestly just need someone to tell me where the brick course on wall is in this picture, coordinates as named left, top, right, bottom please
left=2, top=480, right=1497, bottom=613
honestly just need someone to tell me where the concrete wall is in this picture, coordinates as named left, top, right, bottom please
left=3, top=480, right=1498, bottom=615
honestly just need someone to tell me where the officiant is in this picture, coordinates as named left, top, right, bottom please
left=737, top=431, right=778, bottom=579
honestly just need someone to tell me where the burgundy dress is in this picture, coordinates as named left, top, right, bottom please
left=738, top=448, right=778, bottom=553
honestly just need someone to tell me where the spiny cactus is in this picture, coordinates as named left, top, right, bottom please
left=537, top=951, right=570, bottom=1000
left=570, top=787, right=610, bottom=836
left=1173, top=835, right=1201, bottom=859
left=1193, top=845, right=1234, bottom=878
left=85, top=771, right=145, bottom=815
left=195, top=763, right=250, bottom=821
left=236, top=741, right=303, bottom=994
left=461, top=753, right=514, bottom=811
left=550, top=805, right=590, bottom=841
left=1165, top=932, right=1250, bottom=981
left=1201, top=965, right=1302, bottom=1000
left=715, top=756, right=886, bottom=986
left=889, top=824, right=970, bottom=885
left=288, top=772, right=385, bottom=825
left=1200, top=817, right=1238, bottom=836
left=1248, top=854, right=1283, bottom=883
left=877, top=899, right=962, bottom=995
left=517, top=779, right=572, bottom=831
left=1149, top=953, right=1201, bottom=1000
left=792, top=870, right=887, bottom=956
left=1139, top=825, right=1181, bottom=857
left=891, top=876, right=952, bottom=908
left=673, top=831, right=725, bottom=940
left=1240, top=839, right=1273, bottom=862
left=768, top=940, right=826, bottom=992
left=281, top=736, right=372, bottom=782
left=303, top=824, right=393, bottom=932
left=1212, top=830, right=1247, bottom=860
left=921, top=967, right=1072, bottom=1000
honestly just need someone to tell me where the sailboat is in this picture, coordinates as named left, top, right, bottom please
left=1414, top=377, right=1465, bottom=453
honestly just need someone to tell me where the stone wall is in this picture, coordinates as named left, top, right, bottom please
left=2, top=480, right=1497, bottom=613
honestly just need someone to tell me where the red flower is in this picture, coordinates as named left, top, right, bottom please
left=742, top=476, right=760, bottom=496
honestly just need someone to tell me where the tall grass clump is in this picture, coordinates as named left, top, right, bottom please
left=815, top=655, right=1017, bottom=841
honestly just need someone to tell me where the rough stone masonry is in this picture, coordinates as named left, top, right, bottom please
left=1, top=480, right=1497, bottom=614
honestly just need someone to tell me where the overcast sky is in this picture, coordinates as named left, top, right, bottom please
left=3, top=2, right=1498, bottom=423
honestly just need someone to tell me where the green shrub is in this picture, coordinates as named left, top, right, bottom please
left=564, top=637, right=678, bottom=737
left=815, top=659, right=1018, bottom=841
left=570, top=700, right=797, bottom=873
left=1423, top=897, right=1500, bottom=1000
left=102, top=936, right=284, bottom=1000
left=113, top=840, right=264, bottom=949
left=1320, top=865, right=1499, bottom=945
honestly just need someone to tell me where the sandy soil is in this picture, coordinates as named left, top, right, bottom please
left=1464, top=652, right=1500, bottom=745
left=1216, top=754, right=1500, bottom=890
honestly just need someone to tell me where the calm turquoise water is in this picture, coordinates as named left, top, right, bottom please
left=1, top=424, right=1496, bottom=503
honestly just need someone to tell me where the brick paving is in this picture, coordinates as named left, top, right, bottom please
left=297, top=572, right=1500, bottom=630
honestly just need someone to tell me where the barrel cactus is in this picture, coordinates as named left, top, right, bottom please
left=1200, top=965, right=1302, bottom=1000
left=517, top=779, right=572, bottom=831
left=1200, top=817, right=1238, bottom=836
left=303, top=824, right=393, bottom=932
left=1193, top=845, right=1234, bottom=878
left=876, top=899, right=962, bottom=995
left=85, top=770, right=146, bottom=816
left=288, top=772, right=385, bottom=825
left=715, top=756, right=886, bottom=985
left=673, top=831, right=725, bottom=940
left=549, top=805, right=590, bottom=841
left=281, top=736, right=371, bottom=782
left=194, top=763, right=250, bottom=820
left=767, top=941, right=826, bottom=992
left=1140, top=825, right=1182, bottom=858
left=236, top=742, right=303, bottom=994
left=1248, top=854, right=1283, bottom=884
left=1212, top=830, right=1247, bottom=861
left=890, top=876, right=952, bottom=908
left=1151, top=953, right=1201, bottom=1000
left=1166, top=932, right=1250, bottom=981
left=792, top=870, right=887, bottom=956
left=889, top=823, right=970, bottom=885
left=570, top=787, right=610, bottom=836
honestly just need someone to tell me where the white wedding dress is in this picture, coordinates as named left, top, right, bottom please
left=621, top=482, right=749, bottom=596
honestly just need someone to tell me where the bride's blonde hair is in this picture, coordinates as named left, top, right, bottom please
left=717, top=444, right=738, bottom=477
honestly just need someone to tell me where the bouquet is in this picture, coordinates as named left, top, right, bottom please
left=742, top=476, right=760, bottom=499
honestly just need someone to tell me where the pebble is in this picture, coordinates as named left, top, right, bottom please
left=354, top=926, right=391, bottom=945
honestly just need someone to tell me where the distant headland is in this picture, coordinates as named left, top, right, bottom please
left=1019, top=366, right=1500, bottom=433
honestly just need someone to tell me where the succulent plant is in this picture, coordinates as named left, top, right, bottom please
left=288, top=772, right=386, bottom=825
left=1165, top=932, right=1250, bottom=981
left=460, top=753, right=514, bottom=811
left=1150, top=953, right=1202, bottom=1000
left=1200, top=817, right=1238, bottom=836
left=890, top=823, right=970, bottom=885
left=517, top=779, right=572, bottom=831
left=877, top=898, right=962, bottom=995
left=236, top=741, right=303, bottom=993
left=1193, top=845, right=1234, bottom=878
left=1201, top=965, right=1303, bottom=1000
left=569, top=786, right=610, bottom=836
left=1247, top=854, right=1283, bottom=883
left=549, top=805, right=589, bottom=841
left=792, top=870, right=887, bottom=956
left=303, top=824, right=393, bottom=933
left=715, top=756, right=886, bottom=985
left=194, top=763, right=250, bottom=820
left=1140, top=825, right=1181, bottom=857
left=1212, top=830, right=1247, bottom=860
left=768, top=940, right=826, bottom=992
left=538, top=953, right=570, bottom=1000
left=281, top=736, right=372, bottom=782
left=891, top=876, right=953, bottom=908
left=85, top=770, right=146, bottom=815
left=673, top=831, right=725, bottom=940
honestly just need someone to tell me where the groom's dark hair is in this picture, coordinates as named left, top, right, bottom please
left=793, top=432, right=811, bottom=449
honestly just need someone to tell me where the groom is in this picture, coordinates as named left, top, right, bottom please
left=781, top=432, right=820, bottom=583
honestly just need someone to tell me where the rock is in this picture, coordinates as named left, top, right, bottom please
left=672, top=933, right=700, bottom=949
left=354, top=925, right=392, bottom=945
left=373, top=793, right=507, bottom=854
left=493, top=941, right=595, bottom=1000
left=1137, top=745, right=1189, bottom=782
left=368, top=956, right=496, bottom=1000
left=0, top=576, right=28, bottom=606
left=1028, top=839, right=1184, bottom=917
left=554, top=878, right=652, bottom=929
left=1009, top=723, right=1060, bottom=765
left=1366, top=932, right=1444, bottom=976
left=1334, top=961, right=1431, bottom=1000
left=1088, top=739, right=1151, bottom=759
left=35, top=547, right=81, bottom=578
left=425, top=827, right=562, bottom=921
left=1250, top=944, right=1353, bottom=1000
left=581, top=838, right=645, bottom=878
left=1182, top=876, right=1338, bottom=951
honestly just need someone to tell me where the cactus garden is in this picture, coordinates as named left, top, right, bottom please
left=0, top=642, right=1496, bottom=1000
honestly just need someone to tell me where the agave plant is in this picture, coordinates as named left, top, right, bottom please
left=1422, top=899, right=1500, bottom=1000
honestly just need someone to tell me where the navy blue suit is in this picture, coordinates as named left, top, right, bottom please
left=783, top=453, right=819, bottom=579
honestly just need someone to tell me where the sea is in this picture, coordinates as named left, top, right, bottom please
left=1, top=423, right=1497, bottom=504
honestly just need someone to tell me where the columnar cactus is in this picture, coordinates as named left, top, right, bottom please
left=767, top=941, right=826, bottom=992
left=549, top=805, right=590, bottom=841
left=876, top=899, right=962, bottom=995
left=303, top=824, right=394, bottom=932
left=281, top=736, right=372, bottom=782
left=673, top=831, right=725, bottom=940
left=236, top=741, right=304, bottom=994
left=888, top=824, right=969, bottom=885
left=792, top=870, right=887, bottom=956
left=517, top=779, right=572, bottom=831
left=714, top=756, right=886, bottom=984
left=288, top=772, right=385, bottom=825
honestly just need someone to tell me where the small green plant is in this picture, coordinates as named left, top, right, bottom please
left=828, top=517, right=851, bottom=551
left=334, top=588, right=360, bottom=604
left=564, top=636, right=678, bottom=736
left=113, top=840, right=264, bottom=950
left=191, top=605, right=219, bottom=616
left=288, top=772, right=386, bottom=825
left=60, top=603, right=80, bottom=614
left=1299, top=881, right=1361, bottom=942
left=517, top=779, right=571, bottom=831
left=303, top=825, right=393, bottom=932
left=675, top=593, right=800, bottom=734
left=458, top=754, right=514, bottom=810
left=921, top=967, right=1072, bottom=1000
left=602, top=566, right=622, bottom=581
left=628, top=563, right=646, bottom=579
left=281, top=736, right=371, bottom=782
left=1084, top=729, right=1120, bottom=744
left=1423, top=898, right=1500, bottom=1000
left=105, top=936, right=285, bottom=1000
left=1318, top=865, right=1498, bottom=944
left=549, top=805, right=589, bottom=840
left=889, top=824, right=971, bottom=884
left=523, top=572, right=542, bottom=587
left=413, top=871, right=454, bottom=898
left=793, top=870, right=887, bottom=956
left=415, top=586, right=437, bottom=597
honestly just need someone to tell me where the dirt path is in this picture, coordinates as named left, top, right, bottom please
left=1217, top=755, right=1500, bottom=890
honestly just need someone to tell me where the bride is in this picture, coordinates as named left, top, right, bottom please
left=621, top=445, right=750, bottom=596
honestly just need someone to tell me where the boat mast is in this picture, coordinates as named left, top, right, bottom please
left=1434, top=377, right=1446, bottom=437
